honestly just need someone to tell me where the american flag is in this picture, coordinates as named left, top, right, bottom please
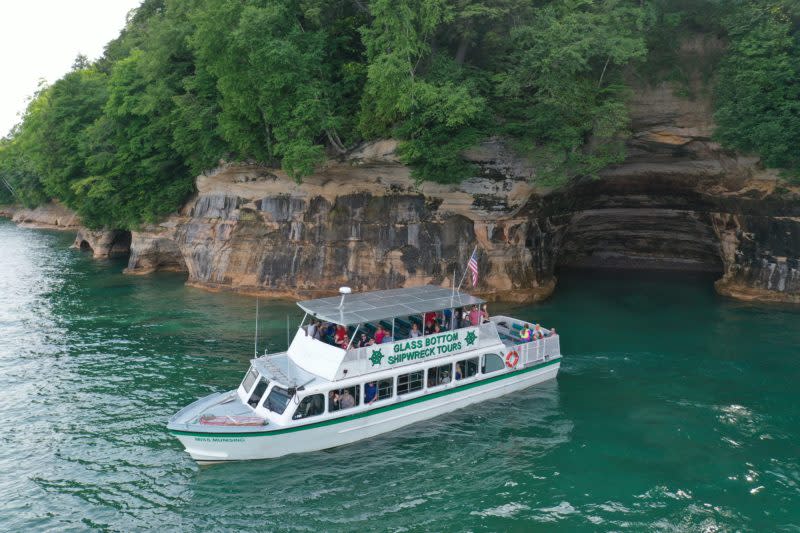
left=467, top=248, right=479, bottom=287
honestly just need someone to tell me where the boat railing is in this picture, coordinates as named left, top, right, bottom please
left=512, top=335, right=560, bottom=366
left=338, top=321, right=501, bottom=377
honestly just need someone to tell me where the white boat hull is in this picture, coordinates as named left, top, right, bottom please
left=172, top=359, right=560, bottom=462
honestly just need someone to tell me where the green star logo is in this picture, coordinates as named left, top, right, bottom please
left=369, top=349, right=384, bottom=366
left=465, top=331, right=477, bottom=346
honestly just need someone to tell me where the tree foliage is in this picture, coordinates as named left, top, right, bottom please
left=714, top=1, right=800, bottom=180
left=0, top=0, right=797, bottom=228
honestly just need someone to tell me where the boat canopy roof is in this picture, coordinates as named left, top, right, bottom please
left=297, top=285, right=485, bottom=326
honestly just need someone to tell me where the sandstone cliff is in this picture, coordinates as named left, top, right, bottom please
left=0, top=202, right=131, bottom=259
left=123, top=41, right=800, bottom=305
left=3, top=38, right=799, bottom=304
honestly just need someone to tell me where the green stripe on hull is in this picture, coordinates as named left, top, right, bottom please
left=170, top=357, right=561, bottom=438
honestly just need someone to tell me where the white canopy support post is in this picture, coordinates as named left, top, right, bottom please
left=254, top=298, right=259, bottom=357
left=346, top=324, right=360, bottom=351
left=391, top=318, right=395, bottom=340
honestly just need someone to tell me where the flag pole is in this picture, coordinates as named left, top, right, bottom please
left=456, top=245, right=478, bottom=292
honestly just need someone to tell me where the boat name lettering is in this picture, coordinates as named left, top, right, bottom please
left=386, top=329, right=477, bottom=365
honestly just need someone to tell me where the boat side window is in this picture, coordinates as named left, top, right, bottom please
left=293, top=394, right=325, bottom=420
left=241, top=366, right=259, bottom=393
left=397, top=370, right=423, bottom=395
left=328, top=385, right=360, bottom=412
left=482, top=353, right=505, bottom=374
left=364, top=378, right=394, bottom=404
left=264, top=386, right=291, bottom=414
left=427, top=363, right=452, bottom=388
left=247, top=377, right=270, bottom=408
left=455, top=357, right=479, bottom=380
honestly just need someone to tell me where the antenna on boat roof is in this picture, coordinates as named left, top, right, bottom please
left=450, top=266, right=456, bottom=306
left=337, top=286, right=352, bottom=309
left=254, top=297, right=259, bottom=358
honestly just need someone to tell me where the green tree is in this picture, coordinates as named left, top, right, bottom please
left=191, top=0, right=367, bottom=180
left=714, top=1, right=800, bottom=180
left=493, top=0, right=647, bottom=185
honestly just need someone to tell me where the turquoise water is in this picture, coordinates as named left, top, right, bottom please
left=1, top=218, right=799, bottom=532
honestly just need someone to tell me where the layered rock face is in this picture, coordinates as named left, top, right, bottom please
left=126, top=144, right=549, bottom=302
left=2, top=202, right=81, bottom=230
left=125, top=48, right=800, bottom=304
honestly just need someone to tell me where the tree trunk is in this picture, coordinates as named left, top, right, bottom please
left=455, top=34, right=469, bottom=65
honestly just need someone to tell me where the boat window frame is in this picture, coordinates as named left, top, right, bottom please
left=481, top=353, right=505, bottom=374
left=455, top=357, right=479, bottom=381
left=397, top=370, right=424, bottom=396
left=262, top=385, right=291, bottom=415
left=426, top=362, right=453, bottom=389
left=328, top=385, right=361, bottom=413
left=247, top=376, right=271, bottom=408
left=363, top=377, right=393, bottom=404
left=240, top=366, right=259, bottom=394
left=292, top=393, right=325, bottom=420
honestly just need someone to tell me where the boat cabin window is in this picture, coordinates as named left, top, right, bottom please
left=329, top=385, right=360, bottom=412
left=364, top=378, right=393, bottom=404
left=455, top=357, right=479, bottom=380
left=241, top=366, right=259, bottom=393
left=427, top=363, right=452, bottom=388
left=264, top=386, right=291, bottom=414
left=482, top=353, right=505, bottom=374
left=293, top=394, right=325, bottom=420
left=397, top=370, right=423, bottom=395
left=247, top=377, right=270, bottom=407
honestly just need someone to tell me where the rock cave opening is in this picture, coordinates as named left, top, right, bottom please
left=79, top=240, right=93, bottom=253
left=553, top=207, right=725, bottom=275
left=109, top=230, right=132, bottom=258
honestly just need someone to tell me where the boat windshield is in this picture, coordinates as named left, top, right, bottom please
left=241, top=366, right=259, bottom=392
left=264, top=386, right=291, bottom=415
left=247, top=377, right=270, bottom=407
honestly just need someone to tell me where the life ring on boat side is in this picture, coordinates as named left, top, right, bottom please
left=505, top=350, right=520, bottom=368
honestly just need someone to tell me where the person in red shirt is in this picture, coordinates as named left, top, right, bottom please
left=334, top=325, right=347, bottom=345
left=424, top=312, right=437, bottom=334
left=374, top=325, right=386, bottom=344
left=468, top=306, right=480, bottom=326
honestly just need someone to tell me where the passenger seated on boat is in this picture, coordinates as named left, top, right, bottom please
left=443, top=308, right=452, bottom=330
left=469, top=306, right=481, bottom=326
left=424, top=311, right=436, bottom=329
left=410, top=323, right=421, bottom=338
left=338, top=335, right=350, bottom=349
left=548, top=327, right=556, bottom=337
left=458, top=308, right=469, bottom=328
left=355, top=332, right=371, bottom=348
left=520, top=324, right=532, bottom=342
left=374, top=325, right=386, bottom=344
left=334, top=325, right=347, bottom=345
left=432, top=323, right=441, bottom=334
left=427, top=363, right=452, bottom=387
left=307, top=320, right=317, bottom=338
left=456, top=357, right=479, bottom=380
left=339, top=388, right=356, bottom=409
left=364, top=382, right=377, bottom=404
left=481, top=304, right=490, bottom=323
left=328, top=390, right=339, bottom=411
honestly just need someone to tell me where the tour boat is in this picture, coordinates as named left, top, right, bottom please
left=167, top=286, right=562, bottom=462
